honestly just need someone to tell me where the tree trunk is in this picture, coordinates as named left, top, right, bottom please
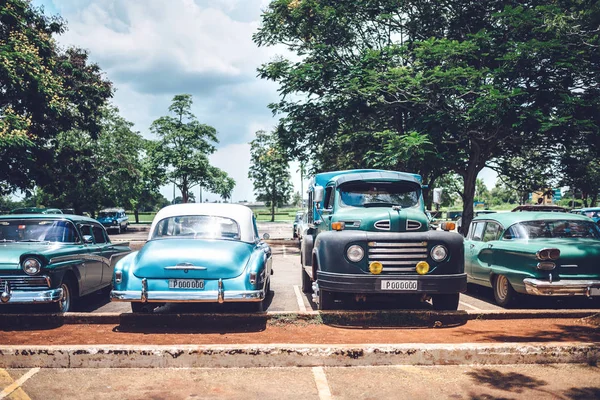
left=134, top=209, right=139, bottom=224
left=591, top=194, right=598, bottom=207
left=460, top=159, right=484, bottom=237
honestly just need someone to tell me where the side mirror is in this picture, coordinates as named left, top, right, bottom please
left=82, top=235, right=94, bottom=244
left=313, top=186, right=324, bottom=205
left=263, top=233, right=270, bottom=240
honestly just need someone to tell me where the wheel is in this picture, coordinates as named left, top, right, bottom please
left=301, top=267, right=312, bottom=293
left=318, top=288, right=335, bottom=310
left=131, top=302, right=155, bottom=313
left=493, top=274, right=517, bottom=307
left=432, top=293, right=460, bottom=311
left=50, top=277, right=74, bottom=313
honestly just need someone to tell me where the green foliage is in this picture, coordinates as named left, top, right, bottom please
left=0, top=0, right=112, bottom=194
left=255, top=0, right=600, bottom=234
left=249, top=130, right=293, bottom=222
left=149, top=94, right=234, bottom=203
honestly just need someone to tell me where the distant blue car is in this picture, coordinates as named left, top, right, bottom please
left=97, top=208, right=129, bottom=234
left=571, top=207, right=600, bottom=225
left=110, top=203, right=272, bottom=313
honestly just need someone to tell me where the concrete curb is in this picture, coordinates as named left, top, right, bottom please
left=0, top=309, right=597, bottom=327
left=0, top=342, right=597, bottom=368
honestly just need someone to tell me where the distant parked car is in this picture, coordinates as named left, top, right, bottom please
left=293, top=211, right=304, bottom=239
left=0, top=214, right=131, bottom=312
left=511, top=205, right=568, bottom=212
left=10, top=207, right=63, bottom=214
left=464, top=211, right=600, bottom=307
left=570, top=207, right=600, bottom=225
left=111, top=203, right=273, bottom=313
left=97, top=208, right=129, bottom=234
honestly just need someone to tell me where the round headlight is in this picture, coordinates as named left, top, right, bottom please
left=431, top=245, right=448, bottom=262
left=22, top=258, right=41, bottom=275
left=346, top=245, right=364, bottom=262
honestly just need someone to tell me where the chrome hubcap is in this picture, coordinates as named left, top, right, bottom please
left=496, top=276, right=508, bottom=300
left=59, top=283, right=70, bottom=312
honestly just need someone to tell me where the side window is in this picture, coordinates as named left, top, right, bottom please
left=79, top=224, right=93, bottom=239
left=470, top=222, right=485, bottom=241
left=324, top=187, right=334, bottom=210
left=92, top=224, right=107, bottom=244
left=482, top=222, right=501, bottom=242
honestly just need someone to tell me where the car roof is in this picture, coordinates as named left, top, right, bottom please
left=149, top=203, right=257, bottom=243
left=578, top=207, right=600, bottom=212
left=0, top=213, right=99, bottom=224
left=100, top=208, right=125, bottom=212
left=473, top=211, right=591, bottom=227
left=9, top=207, right=62, bottom=214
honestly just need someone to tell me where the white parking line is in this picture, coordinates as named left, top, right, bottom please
left=312, top=366, right=333, bottom=400
left=293, top=285, right=308, bottom=312
left=459, top=300, right=482, bottom=311
left=0, top=367, right=39, bottom=400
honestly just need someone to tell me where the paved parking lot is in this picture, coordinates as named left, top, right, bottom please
left=2, top=364, right=599, bottom=400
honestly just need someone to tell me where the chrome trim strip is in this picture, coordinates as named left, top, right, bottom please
left=110, top=289, right=264, bottom=303
left=368, top=242, right=427, bottom=247
left=369, top=248, right=428, bottom=254
left=369, top=254, right=427, bottom=260
left=164, top=266, right=207, bottom=270
left=560, top=265, right=578, bottom=268
left=382, top=267, right=415, bottom=272
left=378, top=261, right=420, bottom=266
left=523, top=278, right=600, bottom=296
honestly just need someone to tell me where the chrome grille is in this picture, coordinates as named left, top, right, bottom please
left=406, top=220, right=422, bottom=230
left=374, top=220, right=390, bottom=231
left=0, top=275, right=51, bottom=290
left=368, top=241, right=428, bottom=273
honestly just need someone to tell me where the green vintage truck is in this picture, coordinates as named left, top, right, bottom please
left=300, top=169, right=466, bottom=310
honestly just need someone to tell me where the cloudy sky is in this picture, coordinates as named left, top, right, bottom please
left=32, top=0, right=496, bottom=203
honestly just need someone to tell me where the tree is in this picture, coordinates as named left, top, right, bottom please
left=150, top=94, right=234, bottom=203
left=1, top=0, right=112, bottom=194
left=249, top=130, right=293, bottom=221
left=255, top=0, right=600, bottom=235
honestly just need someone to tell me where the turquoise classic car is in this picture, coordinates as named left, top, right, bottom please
left=97, top=208, right=129, bottom=234
left=110, top=203, right=273, bottom=313
left=464, top=212, right=600, bottom=306
left=0, top=214, right=131, bottom=312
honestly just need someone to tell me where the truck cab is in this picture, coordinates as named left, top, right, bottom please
left=300, top=169, right=466, bottom=310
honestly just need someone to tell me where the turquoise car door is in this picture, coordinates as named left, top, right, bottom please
left=465, top=221, right=486, bottom=282
left=471, top=222, right=502, bottom=283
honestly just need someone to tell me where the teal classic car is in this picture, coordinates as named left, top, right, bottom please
left=465, top=212, right=600, bottom=306
left=0, top=214, right=131, bottom=312
left=97, top=208, right=129, bottom=234
left=110, top=203, right=273, bottom=313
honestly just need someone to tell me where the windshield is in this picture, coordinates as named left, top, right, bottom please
left=504, top=220, right=600, bottom=240
left=152, top=215, right=240, bottom=240
left=0, top=219, right=79, bottom=243
left=339, top=181, right=421, bottom=208
left=99, top=212, right=118, bottom=218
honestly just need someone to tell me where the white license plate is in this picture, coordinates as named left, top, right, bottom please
left=168, top=279, right=205, bottom=289
left=381, top=280, right=418, bottom=291
left=591, top=287, right=600, bottom=296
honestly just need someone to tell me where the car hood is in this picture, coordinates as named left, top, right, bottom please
left=332, top=207, right=428, bottom=232
left=131, top=239, right=254, bottom=280
left=0, top=242, right=79, bottom=270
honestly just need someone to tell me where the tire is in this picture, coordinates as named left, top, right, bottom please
left=131, top=302, right=155, bottom=313
left=318, top=288, right=335, bottom=310
left=432, top=293, right=460, bottom=311
left=493, top=274, right=517, bottom=307
left=51, top=277, right=74, bottom=313
left=301, top=267, right=312, bottom=293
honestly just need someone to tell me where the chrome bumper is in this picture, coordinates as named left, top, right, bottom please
left=523, top=278, right=600, bottom=297
left=0, top=288, right=64, bottom=304
left=110, top=289, right=265, bottom=303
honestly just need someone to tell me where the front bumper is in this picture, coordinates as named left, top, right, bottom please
left=523, top=278, right=600, bottom=297
left=316, top=271, right=467, bottom=294
left=0, top=288, right=63, bottom=304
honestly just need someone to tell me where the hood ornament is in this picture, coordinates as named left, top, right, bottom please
left=392, top=205, right=402, bottom=212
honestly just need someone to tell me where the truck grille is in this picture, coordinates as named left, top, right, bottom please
left=0, top=275, right=51, bottom=290
left=367, top=241, right=428, bottom=273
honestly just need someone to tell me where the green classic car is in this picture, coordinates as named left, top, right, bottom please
left=465, top=212, right=600, bottom=307
left=0, top=214, right=131, bottom=312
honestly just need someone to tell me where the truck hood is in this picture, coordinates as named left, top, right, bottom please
left=332, top=207, right=428, bottom=232
left=131, top=239, right=254, bottom=280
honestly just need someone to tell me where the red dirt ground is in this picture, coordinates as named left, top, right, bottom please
left=1, top=318, right=598, bottom=345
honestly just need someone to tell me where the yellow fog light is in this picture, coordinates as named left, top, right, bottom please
left=369, top=261, right=383, bottom=275
left=416, top=261, right=430, bottom=275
